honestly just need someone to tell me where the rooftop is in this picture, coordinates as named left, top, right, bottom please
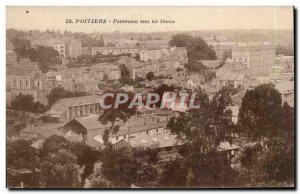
left=53, top=95, right=99, bottom=108
left=7, top=63, right=41, bottom=76
left=114, top=133, right=179, bottom=149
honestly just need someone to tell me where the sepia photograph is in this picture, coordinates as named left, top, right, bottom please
left=6, top=6, right=295, bottom=189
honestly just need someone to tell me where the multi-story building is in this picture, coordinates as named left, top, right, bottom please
left=7, top=62, right=48, bottom=105
left=275, top=55, right=294, bottom=73
left=218, top=73, right=250, bottom=90
left=91, top=47, right=141, bottom=57
left=140, top=47, right=188, bottom=64
left=275, top=81, right=294, bottom=107
left=45, top=95, right=100, bottom=122
left=208, top=42, right=236, bottom=60
left=140, top=48, right=164, bottom=61
left=232, top=42, right=276, bottom=76
left=67, top=39, right=82, bottom=58
left=53, top=42, right=66, bottom=58
left=91, top=64, right=121, bottom=82
left=81, top=47, right=91, bottom=55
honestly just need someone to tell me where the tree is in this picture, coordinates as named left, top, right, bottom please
left=29, top=46, right=62, bottom=73
left=40, top=135, right=69, bottom=159
left=166, top=88, right=235, bottom=187
left=237, top=137, right=294, bottom=187
left=98, top=35, right=105, bottom=47
left=41, top=150, right=82, bottom=188
left=7, top=139, right=40, bottom=188
left=184, top=61, right=207, bottom=73
left=256, top=137, right=294, bottom=184
left=151, top=84, right=180, bottom=108
left=135, top=42, right=141, bottom=48
left=169, top=34, right=217, bottom=62
left=159, top=159, right=188, bottom=188
left=98, top=147, right=159, bottom=188
left=7, top=139, right=40, bottom=171
left=100, top=148, right=138, bottom=187
left=14, top=44, right=62, bottom=73
left=238, top=84, right=282, bottom=140
left=103, top=73, right=109, bottom=82
left=280, top=102, right=294, bottom=141
left=133, top=53, right=140, bottom=61
left=146, top=72, right=155, bottom=81
left=68, top=142, right=101, bottom=181
left=10, top=93, right=47, bottom=113
left=98, top=90, right=138, bottom=144
left=176, top=67, right=184, bottom=72
left=119, top=64, right=131, bottom=84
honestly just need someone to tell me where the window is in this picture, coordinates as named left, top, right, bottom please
left=245, top=58, right=248, bottom=62
left=25, top=80, right=28, bottom=87
left=19, top=80, right=22, bottom=87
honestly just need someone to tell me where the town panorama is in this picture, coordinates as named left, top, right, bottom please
left=6, top=7, right=294, bottom=189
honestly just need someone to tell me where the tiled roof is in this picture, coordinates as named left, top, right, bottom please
left=31, top=139, right=45, bottom=149
left=113, top=120, right=168, bottom=137
left=114, top=133, right=179, bottom=149
left=7, top=63, right=40, bottom=76
left=45, top=108, right=66, bottom=115
left=54, top=95, right=99, bottom=108
left=219, top=73, right=248, bottom=81
left=73, top=114, right=114, bottom=130
left=86, top=137, right=103, bottom=148
left=20, top=123, right=63, bottom=138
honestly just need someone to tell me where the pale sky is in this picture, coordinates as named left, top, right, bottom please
left=6, top=6, right=294, bottom=33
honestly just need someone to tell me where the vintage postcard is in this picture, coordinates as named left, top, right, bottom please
left=6, top=6, right=294, bottom=189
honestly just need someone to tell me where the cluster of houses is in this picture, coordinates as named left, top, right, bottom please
left=7, top=33, right=294, bottom=165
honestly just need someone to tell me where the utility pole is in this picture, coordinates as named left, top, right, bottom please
left=127, top=125, right=130, bottom=146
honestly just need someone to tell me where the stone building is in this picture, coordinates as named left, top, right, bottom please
left=208, top=42, right=236, bottom=60
left=7, top=62, right=48, bottom=105
left=53, top=42, right=66, bottom=58
left=66, top=39, right=82, bottom=58
left=45, top=95, right=100, bottom=122
left=231, top=42, right=276, bottom=76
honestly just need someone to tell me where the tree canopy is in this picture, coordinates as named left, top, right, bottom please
left=238, top=84, right=282, bottom=140
left=169, top=34, right=217, bottom=62
left=10, top=93, right=48, bottom=113
left=41, top=150, right=82, bottom=188
left=146, top=72, right=155, bottom=81
left=166, top=88, right=235, bottom=186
